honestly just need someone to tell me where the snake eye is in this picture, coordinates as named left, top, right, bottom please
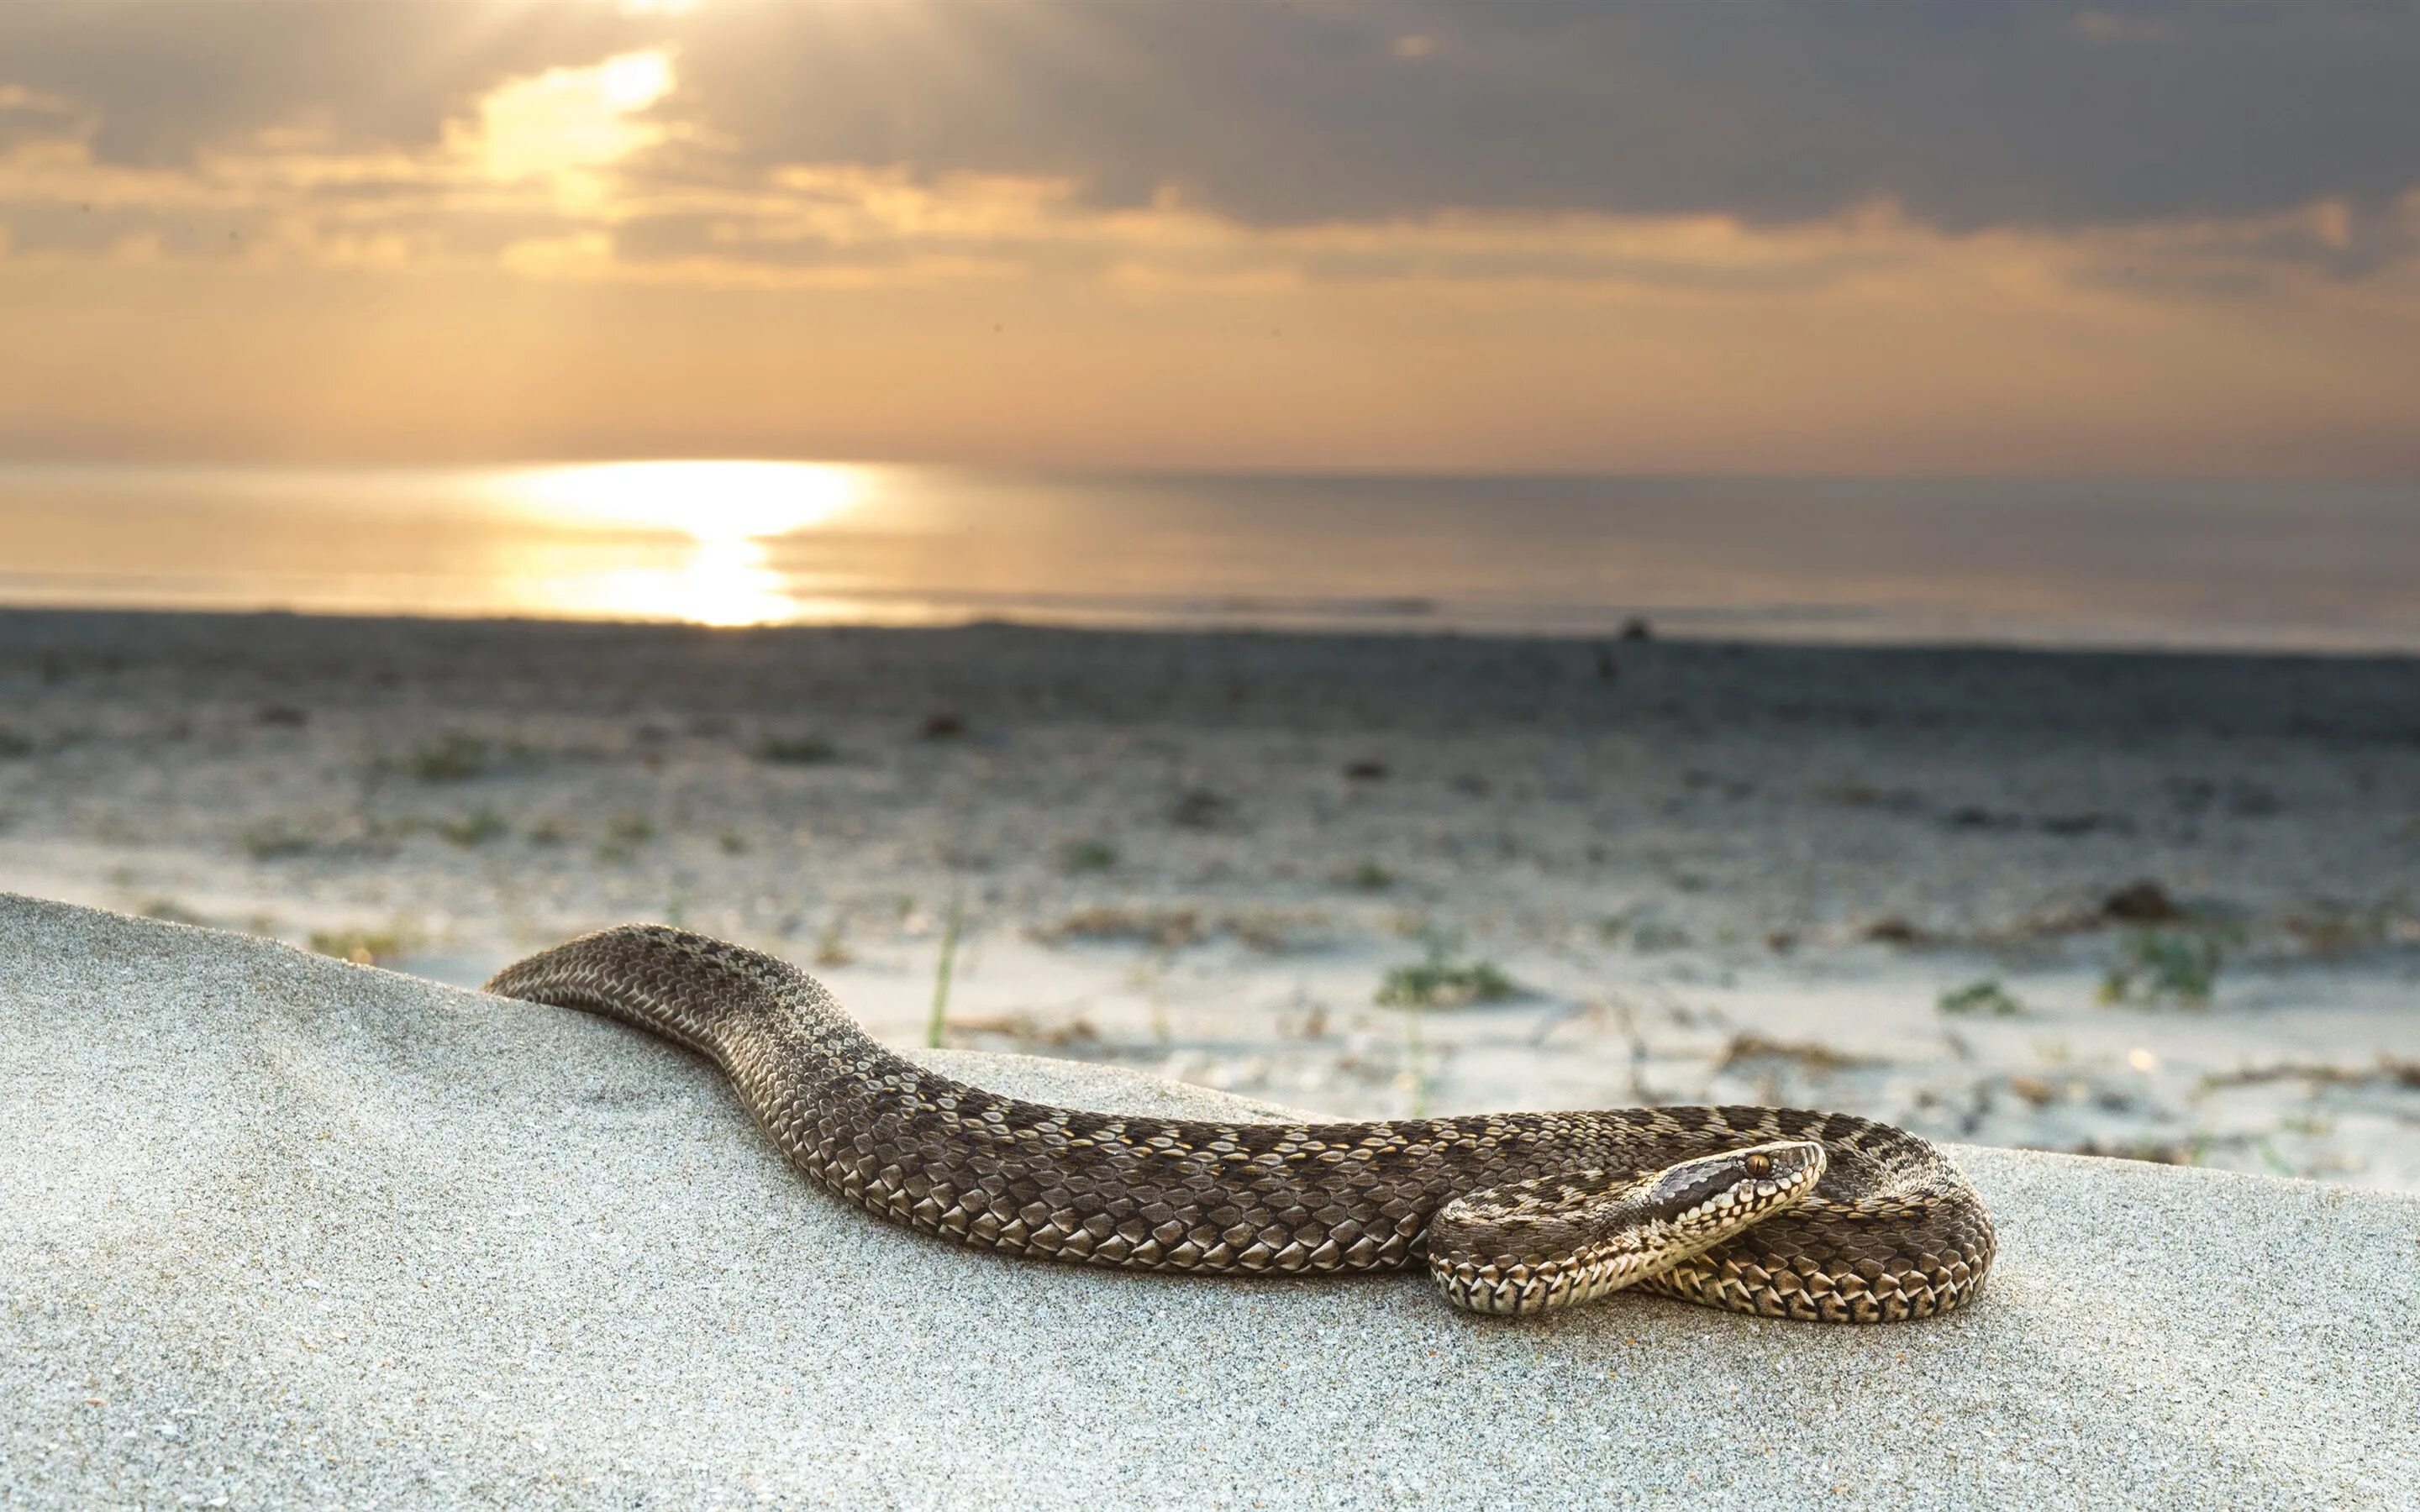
left=1743, top=1152, right=1773, bottom=1177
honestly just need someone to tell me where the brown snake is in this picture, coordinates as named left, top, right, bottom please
left=487, top=925, right=1994, bottom=1320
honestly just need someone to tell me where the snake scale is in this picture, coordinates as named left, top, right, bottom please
left=487, top=925, right=1994, bottom=1321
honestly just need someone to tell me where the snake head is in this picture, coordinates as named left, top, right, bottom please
left=1645, top=1139, right=1826, bottom=1248
left=1428, top=1139, right=1826, bottom=1315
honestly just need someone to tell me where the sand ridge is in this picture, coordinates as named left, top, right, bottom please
left=3, top=895, right=2415, bottom=1508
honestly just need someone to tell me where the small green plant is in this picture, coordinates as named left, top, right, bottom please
left=526, top=818, right=569, bottom=846
left=437, top=806, right=507, bottom=847
left=1377, top=934, right=1518, bottom=1008
left=1342, top=860, right=1394, bottom=891
left=1939, top=979, right=2024, bottom=1016
left=2249, top=1136, right=2295, bottom=1179
left=596, top=812, right=656, bottom=863
left=718, top=829, right=750, bottom=855
left=240, top=822, right=316, bottom=860
left=309, top=926, right=411, bottom=965
left=925, top=892, right=965, bottom=1048
left=2100, top=927, right=2233, bottom=1008
left=405, top=733, right=494, bottom=783
left=1057, top=838, right=1119, bottom=874
left=753, top=735, right=838, bottom=765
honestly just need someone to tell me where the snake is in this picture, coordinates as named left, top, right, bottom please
left=486, top=925, right=1995, bottom=1321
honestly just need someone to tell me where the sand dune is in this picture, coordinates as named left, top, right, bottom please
left=3, top=895, right=2416, bottom=1507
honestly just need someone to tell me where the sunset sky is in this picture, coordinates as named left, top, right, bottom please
left=3, top=1, right=2417, bottom=475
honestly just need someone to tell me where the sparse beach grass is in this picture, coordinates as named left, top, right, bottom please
left=4, top=613, right=2417, bottom=1190
left=753, top=734, right=838, bottom=765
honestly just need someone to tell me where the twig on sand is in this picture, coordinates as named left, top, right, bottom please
left=1714, top=1033, right=1881, bottom=1076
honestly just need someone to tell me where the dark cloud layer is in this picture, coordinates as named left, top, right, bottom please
left=2, top=0, right=2416, bottom=238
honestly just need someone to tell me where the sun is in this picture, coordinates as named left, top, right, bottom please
left=500, top=460, right=864, bottom=543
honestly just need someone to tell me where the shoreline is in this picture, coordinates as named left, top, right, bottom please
left=13, top=601, right=2420, bottom=664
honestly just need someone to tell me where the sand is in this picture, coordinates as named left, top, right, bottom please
left=3, top=610, right=2417, bottom=1192
left=4, top=895, right=2416, bottom=1509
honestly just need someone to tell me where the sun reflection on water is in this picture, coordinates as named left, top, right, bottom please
left=492, top=460, right=865, bottom=626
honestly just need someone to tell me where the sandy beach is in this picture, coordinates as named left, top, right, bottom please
left=3, top=606, right=2416, bottom=1190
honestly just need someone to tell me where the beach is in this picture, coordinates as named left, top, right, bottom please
left=3, top=606, right=2416, bottom=1190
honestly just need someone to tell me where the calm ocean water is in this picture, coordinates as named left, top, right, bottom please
left=2, top=462, right=2414, bottom=652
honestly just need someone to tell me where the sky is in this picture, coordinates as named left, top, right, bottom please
left=2, top=0, right=2417, bottom=475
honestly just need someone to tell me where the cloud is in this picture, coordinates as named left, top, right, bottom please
left=0, top=3, right=2412, bottom=300
left=3, top=2, right=2417, bottom=238
left=0, top=2, right=2413, bottom=476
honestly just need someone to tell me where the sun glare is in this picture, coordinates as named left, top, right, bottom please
left=597, top=52, right=676, bottom=112
left=465, top=48, right=676, bottom=186
left=491, top=460, right=865, bottom=626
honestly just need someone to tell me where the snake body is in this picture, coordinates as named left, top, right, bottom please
left=487, top=926, right=1994, bottom=1321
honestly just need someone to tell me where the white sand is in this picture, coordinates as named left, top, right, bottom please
left=5, top=895, right=2415, bottom=1508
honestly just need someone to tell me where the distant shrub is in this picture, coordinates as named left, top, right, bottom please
left=1342, top=860, right=1394, bottom=891
left=240, top=822, right=316, bottom=860
left=2100, top=927, right=2233, bottom=1008
left=596, top=812, right=655, bottom=863
left=408, top=735, right=491, bottom=782
left=1377, top=936, right=1518, bottom=1008
left=1057, top=838, right=1119, bottom=874
left=0, top=729, right=33, bottom=759
left=437, top=806, right=507, bottom=847
left=754, top=735, right=838, bottom=765
left=1599, top=912, right=1690, bottom=952
left=1938, top=979, right=2024, bottom=1016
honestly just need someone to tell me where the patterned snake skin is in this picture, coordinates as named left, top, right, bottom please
left=487, top=926, right=1995, bottom=1321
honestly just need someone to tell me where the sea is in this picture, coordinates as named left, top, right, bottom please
left=3, top=461, right=2414, bottom=652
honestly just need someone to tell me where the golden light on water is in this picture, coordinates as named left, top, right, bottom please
left=504, top=460, right=862, bottom=540
left=493, top=460, right=867, bottom=626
